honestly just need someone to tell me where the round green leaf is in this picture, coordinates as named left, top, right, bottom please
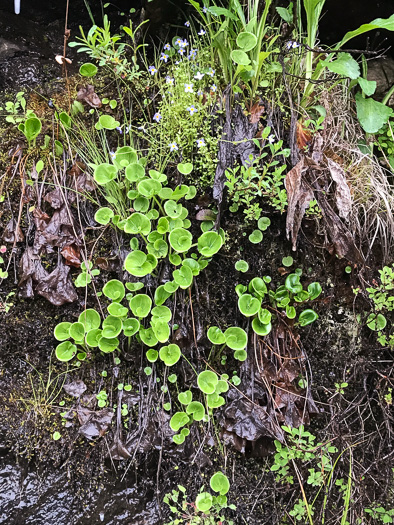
left=125, top=162, right=145, bottom=182
left=258, top=308, right=271, bottom=324
left=151, top=306, right=172, bottom=323
left=234, top=349, right=247, bottom=361
left=207, top=392, right=225, bottom=408
left=173, top=433, right=185, bottom=445
left=151, top=320, right=170, bottom=343
left=98, top=115, right=120, bottom=130
left=95, top=207, right=114, bottom=225
left=224, top=327, right=247, bottom=350
left=177, top=162, right=193, bottom=175
left=103, top=279, right=125, bottom=301
left=139, top=326, right=158, bottom=347
left=197, top=231, right=223, bottom=257
left=56, top=341, right=77, bottom=361
left=249, top=229, right=263, bottom=243
left=78, top=308, right=101, bottom=331
left=107, top=302, right=128, bottom=317
left=235, top=260, right=249, bottom=272
left=123, top=317, right=140, bottom=337
left=164, top=200, right=183, bottom=219
left=138, top=178, right=162, bottom=197
left=159, top=343, right=181, bottom=366
left=258, top=217, right=271, bottom=231
left=286, top=305, right=296, bottom=319
left=125, top=250, right=157, bottom=277
left=230, top=49, right=251, bottom=65
left=178, top=390, right=193, bottom=405
left=114, top=146, right=137, bottom=167
left=54, top=322, right=71, bottom=341
left=285, top=274, right=303, bottom=294
left=173, top=265, right=193, bottom=289
left=129, top=294, right=152, bottom=318
left=195, top=492, right=213, bottom=513
left=124, top=212, right=151, bottom=236
left=94, top=163, right=118, bottom=185
left=186, top=401, right=205, bottom=421
left=207, top=326, right=226, bottom=345
left=249, top=277, right=267, bottom=299
left=308, top=282, right=322, bottom=300
left=69, top=322, right=85, bottom=342
left=102, top=316, right=122, bottom=338
left=146, top=349, right=158, bottom=362
left=282, top=256, right=293, bottom=267
left=170, top=411, right=189, bottom=431
left=79, top=62, right=98, bottom=77
left=85, top=328, right=102, bottom=347
left=298, top=309, right=319, bottom=326
left=169, top=228, right=193, bottom=253
left=236, top=31, right=257, bottom=51
left=98, top=336, right=119, bottom=353
left=238, top=293, right=261, bottom=317
left=197, top=370, right=218, bottom=394
left=210, top=472, right=230, bottom=495
left=252, top=318, right=272, bottom=336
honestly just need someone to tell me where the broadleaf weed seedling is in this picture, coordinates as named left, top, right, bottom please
left=225, top=127, right=291, bottom=221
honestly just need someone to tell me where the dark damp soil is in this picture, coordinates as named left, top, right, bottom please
left=1, top=3, right=394, bottom=525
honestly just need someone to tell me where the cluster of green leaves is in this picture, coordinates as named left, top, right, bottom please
left=366, top=264, right=394, bottom=347
left=375, top=120, right=394, bottom=170
left=189, top=0, right=277, bottom=98
left=365, top=506, right=394, bottom=524
left=54, top=279, right=185, bottom=364
left=207, top=325, right=248, bottom=362
left=92, top=146, right=223, bottom=291
left=236, top=270, right=320, bottom=336
left=69, top=14, right=147, bottom=81
left=164, top=472, right=235, bottom=524
left=271, top=425, right=337, bottom=521
left=0, top=91, right=28, bottom=124
left=169, top=370, right=228, bottom=444
left=225, top=127, right=290, bottom=219
left=206, top=270, right=320, bottom=363
left=144, top=41, right=219, bottom=188
left=75, top=260, right=100, bottom=288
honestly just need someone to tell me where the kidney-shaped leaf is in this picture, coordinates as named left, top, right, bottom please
left=298, top=309, right=319, bottom=326
left=197, top=370, right=218, bottom=394
left=159, top=343, right=181, bottom=366
left=224, top=327, right=247, bottom=350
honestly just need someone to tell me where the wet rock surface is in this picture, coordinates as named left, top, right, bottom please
left=0, top=451, right=161, bottom=525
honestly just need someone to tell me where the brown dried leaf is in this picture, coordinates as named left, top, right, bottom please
left=78, top=408, right=114, bottom=440
left=68, top=162, right=86, bottom=177
left=2, top=219, right=24, bottom=243
left=63, top=380, right=87, bottom=398
left=249, top=102, right=265, bottom=124
left=296, top=120, right=312, bottom=150
left=33, top=205, right=78, bottom=254
left=76, top=85, right=102, bottom=108
left=44, top=187, right=64, bottom=209
left=61, top=245, right=81, bottom=267
left=35, top=260, right=78, bottom=305
left=18, top=247, right=48, bottom=298
left=196, top=209, right=217, bottom=221
left=285, top=159, right=314, bottom=250
left=326, top=157, right=352, bottom=221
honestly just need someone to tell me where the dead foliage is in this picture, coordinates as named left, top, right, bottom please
left=76, top=84, right=102, bottom=108
left=220, top=322, right=319, bottom=456
left=285, top=131, right=364, bottom=264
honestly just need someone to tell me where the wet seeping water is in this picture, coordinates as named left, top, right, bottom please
left=0, top=445, right=161, bottom=525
